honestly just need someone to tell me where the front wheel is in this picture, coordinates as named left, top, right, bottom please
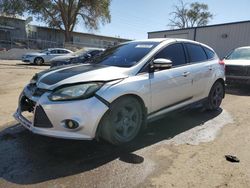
left=34, top=57, right=44, bottom=65
left=205, top=81, right=224, bottom=110
left=100, top=96, right=144, bottom=145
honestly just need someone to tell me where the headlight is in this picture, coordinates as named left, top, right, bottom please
left=48, top=82, right=104, bottom=101
left=30, top=73, right=38, bottom=84
left=25, top=55, right=34, bottom=58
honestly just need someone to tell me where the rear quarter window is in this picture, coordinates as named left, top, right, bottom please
left=185, top=43, right=207, bottom=63
left=64, top=50, right=71, bottom=54
left=203, top=47, right=216, bottom=60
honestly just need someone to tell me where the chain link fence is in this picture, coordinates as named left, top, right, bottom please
left=0, top=38, right=64, bottom=50
left=0, top=38, right=112, bottom=52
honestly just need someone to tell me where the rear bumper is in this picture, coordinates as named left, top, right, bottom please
left=226, top=76, right=250, bottom=85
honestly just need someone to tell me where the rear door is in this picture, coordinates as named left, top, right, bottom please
left=150, top=43, right=194, bottom=113
left=183, top=43, right=215, bottom=99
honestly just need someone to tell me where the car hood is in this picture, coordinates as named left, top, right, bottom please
left=50, top=54, right=77, bottom=62
left=224, top=59, right=250, bottom=66
left=35, top=64, right=129, bottom=90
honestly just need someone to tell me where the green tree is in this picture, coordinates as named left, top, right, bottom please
left=0, top=0, right=111, bottom=42
left=169, top=0, right=213, bottom=29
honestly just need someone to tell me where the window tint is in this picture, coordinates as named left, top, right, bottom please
left=89, top=42, right=159, bottom=67
left=155, top=43, right=186, bottom=66
left=50, top=50, right=58, bottom=54
left=64, top=50, right=71, bottom=54
left=60, top=50, right=67, bottom=54
left=203, top=47, right=215, bottom=59
left=225, top=48, right=250, bottom=60
left=90, top=50, right=101, bottom=56
left=185, top=43, right=207, bottom=62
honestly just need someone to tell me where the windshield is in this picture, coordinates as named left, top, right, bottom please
left=40, top=49, right=48, bottom=53
left=88, top=42, right=159, bottom=67
left=226, top=48, right=250, bottom=60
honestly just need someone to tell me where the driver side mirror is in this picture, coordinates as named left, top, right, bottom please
left=153, top=58, right=172, bottom=69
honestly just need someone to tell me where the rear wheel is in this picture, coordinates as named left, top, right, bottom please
left=34, top=57, right=44, bottom=65
left=205, top=81, right=224, bottom=110
left=100, top=96, right=144, bottom=145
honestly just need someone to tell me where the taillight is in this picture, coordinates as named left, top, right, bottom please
left=219, top=60, right=225, bottom=70
left=219, top=60, right=225, bottom=65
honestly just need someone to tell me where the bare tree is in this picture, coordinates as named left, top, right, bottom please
left=168, top=0, right=213, bottom=29
left=0, top=0, right=111, bottom=42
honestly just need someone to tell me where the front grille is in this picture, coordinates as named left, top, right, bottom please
left=34, top=105, right=53, bottom=128
left=226, top=65, right=249, bottom=76
left=20, top=95, right=36, bottom=112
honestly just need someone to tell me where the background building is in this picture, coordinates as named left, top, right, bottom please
left=0, top=16, right=26, bottom=41
left=27, top=25, right=128, bottom=49
left=148, top=21, right=250, bottom=58
left=0, top=16, right=130, bottom=50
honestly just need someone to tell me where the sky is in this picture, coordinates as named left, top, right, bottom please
left=31, top=0, right=250, bottom=40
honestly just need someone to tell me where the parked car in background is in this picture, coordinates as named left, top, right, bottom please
left=50, top=48, right=104, bottom=68
left=22, top=48, right=73, bottom=65
left=14, top=39, right=225, bottom=145
left=224, top=46, right=250, bottom=85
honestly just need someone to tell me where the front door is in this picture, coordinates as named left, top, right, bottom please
left=149, top=43, right=193, bottom=113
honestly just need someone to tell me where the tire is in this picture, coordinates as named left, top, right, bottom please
left=100, top=96, right=144, bottom=145
left=34, top=57, right=44, bottom=65
left=205, top=81, right=224, bottom=111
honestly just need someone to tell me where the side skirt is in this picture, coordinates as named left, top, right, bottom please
left=147, top=97, right=208, bottom=123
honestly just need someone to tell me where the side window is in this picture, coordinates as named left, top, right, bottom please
left=203, top=47, right=216, bottom=60
left=155, top=43, right=186, bottom=67
left=50, top=50, right=58, bottom=54
left=185, top=43, right=207, bottom=63
left=90, top=50, right=100, bottom=56
left=62, top=50, right=70, bottom=54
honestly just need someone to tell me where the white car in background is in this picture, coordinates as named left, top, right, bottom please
left=22, top=48, right=73, bottom=65
left=224, top=46, right=250, bottom=85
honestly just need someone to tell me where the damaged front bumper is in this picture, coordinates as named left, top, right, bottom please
left=14, top=86, right=109, bottom=140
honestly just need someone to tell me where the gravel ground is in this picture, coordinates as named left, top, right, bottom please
left=0, top=60, right=249, bottom=188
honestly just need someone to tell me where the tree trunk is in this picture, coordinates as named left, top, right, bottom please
left=64, top=30, right=72, bottom=43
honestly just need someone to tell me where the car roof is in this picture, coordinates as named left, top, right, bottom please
left=129, top=38, right=203, bottom=45
left=131, top=38, right=170, bottom=43
left=128, top=38, right=214, bottom=51
left=235, top=46, right=250, bottom=50
left=48, top=48, right=72, bottom=51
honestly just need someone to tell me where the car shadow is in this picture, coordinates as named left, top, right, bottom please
left=17, top=63, right=50, bottom=67
left=0, top=107, right=222, bottom=185
left=225, top=85, right=250, bottom=96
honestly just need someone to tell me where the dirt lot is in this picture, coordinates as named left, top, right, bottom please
left=0, top=60, right=250, bottom=188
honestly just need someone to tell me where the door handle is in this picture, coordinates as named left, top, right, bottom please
left=208, top=66, right=213, bottom=70
left=182, top=71, right=190, bottom=77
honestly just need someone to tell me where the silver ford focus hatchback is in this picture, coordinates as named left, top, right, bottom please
left=14, top=38, right=225, bottom=145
